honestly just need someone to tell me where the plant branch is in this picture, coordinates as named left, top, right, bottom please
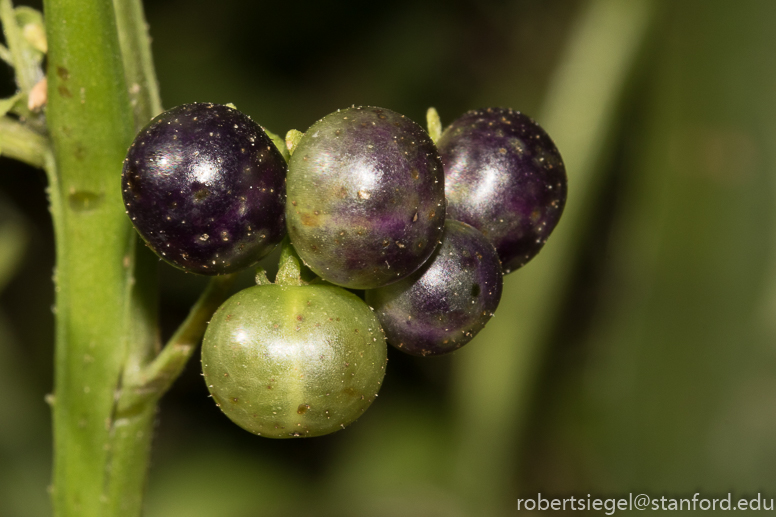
left=117, top=274, right=236, bottom=414
left=95, top=1, right=165, bottom=511
left=0, top=0, right=44, bottom=129
left=0, top=115, right=49, bottom=168
left=0, top=42, right=11, bottom=64
left=110, top=0, right=162, bottom=408
left=111, top=0, right=166, bottom=411
left=113, top=0, right=162, bottom=129
left=1, top=0, right=40, bottom=93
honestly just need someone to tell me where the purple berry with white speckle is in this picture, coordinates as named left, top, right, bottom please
left=437, top=107, right=567, bottom=274
left=121, top=103, right=287, bottom=275
left=286, top=106, right=446, bottom=289
left=366, top=219, right=502, bottom=356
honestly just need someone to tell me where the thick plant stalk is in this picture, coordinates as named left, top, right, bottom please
left=42, top=0, right=236, bottom=513
left=45, top=0, right=135, bottom=514
left=44, top=0, right=154, bottom=515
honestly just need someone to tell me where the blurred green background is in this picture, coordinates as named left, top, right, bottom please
left=2, top=0, right=776, bottom=515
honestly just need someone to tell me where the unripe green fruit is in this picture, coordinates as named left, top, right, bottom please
left=202, top=283, right=387, bottom=438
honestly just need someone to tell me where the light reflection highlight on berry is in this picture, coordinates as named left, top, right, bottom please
left=189, top=155, right=218, bottom=185
left=469, top=160, right=504, bottom=210
left=150, top=146, right=184, bottom=176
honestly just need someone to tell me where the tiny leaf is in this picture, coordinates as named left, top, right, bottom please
left=16, top=6, right=46, bottom=53
left=285, top=129, right=303, bottom=156
left=426, top=107, right=442, bottom=143
left=263, top=127, right=290, bottom=162
left=0, top=92, right=22, bottom=117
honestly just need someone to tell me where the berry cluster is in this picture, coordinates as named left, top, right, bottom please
left=122, top=103, right=567, bottom=438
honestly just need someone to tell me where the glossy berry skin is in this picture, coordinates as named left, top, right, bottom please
left=122, top=103, right=286, bottom=275
left=286, top=106, right=446, bottom=290
left=437, top=107, right=566, bottom=274
left=202, top=283, right=387, bottom=438
left=366, top=220, right=502, bottom=356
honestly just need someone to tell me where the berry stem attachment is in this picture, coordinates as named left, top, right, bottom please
left=276, top=237, right=304, bottom=286
left=255, top=267, right=272, bottom=286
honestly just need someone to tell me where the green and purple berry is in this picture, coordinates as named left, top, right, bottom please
left=286, top=106, right=446, bottom=289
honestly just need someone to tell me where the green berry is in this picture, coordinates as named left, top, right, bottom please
left=202, top=282, right=387, bottom=438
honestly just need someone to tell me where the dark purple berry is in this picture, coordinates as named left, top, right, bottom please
left=365, top=220, right=502, bottom=356
left=437, top=107, right=567, bottom=274
left=286, top=106, right=446, bottom=289
left=122, top=103, right=287, bottom=275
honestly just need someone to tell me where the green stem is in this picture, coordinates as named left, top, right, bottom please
left=0, top=0, right=43, bottom=93
left=113, top=0, right=162, bottom=128
left=0, top=42, right=11, bottom=64
left=99, top=1, right=164, bottom=510
left=0, top=115, right=49, bottom=168
left=102, top=238, right=158, bottom=517
left=41, top=0, right=236, bottom=512
left=0, top=0, right=46, bottom=135
left=276, top=237, right=304, bottom=286
left=450, top=0, right=658, bottom=513
left=44, top=0, right=137, bottom=515
left=103, top=264, right=233, bottom=517
left=118, top=274, right=236, bottom=415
